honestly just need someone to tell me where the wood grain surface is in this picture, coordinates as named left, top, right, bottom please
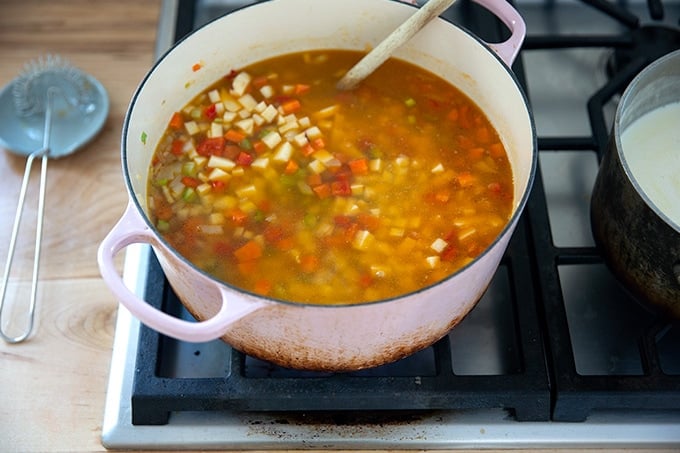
left=0, top=1, right=674, bottom=452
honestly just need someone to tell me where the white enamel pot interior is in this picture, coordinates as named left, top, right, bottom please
left=98, top=0, right=536, bottom=371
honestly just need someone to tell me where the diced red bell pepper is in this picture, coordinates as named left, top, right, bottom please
left=196, top=136, right=225, bottom=156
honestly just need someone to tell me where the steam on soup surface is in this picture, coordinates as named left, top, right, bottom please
left=147, top=50, right=514, bottom=305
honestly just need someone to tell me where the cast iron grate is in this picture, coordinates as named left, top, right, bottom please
left=523, top=0, right=680, bottom=422
left=130, top=0, right=551, bottom=426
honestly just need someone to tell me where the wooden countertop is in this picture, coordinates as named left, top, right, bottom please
left=0, top=1, right=673, bottom=452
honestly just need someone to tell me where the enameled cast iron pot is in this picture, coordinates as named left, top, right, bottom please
left=591, top=50, right=680, bottom=319
left=98, top=0, right=536, bottom=371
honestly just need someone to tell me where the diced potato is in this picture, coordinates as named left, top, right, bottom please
left=261, top=131, right=282, bottom=149
left=231, top=71, right=251, bottom=96
left=430, top=238, right=448, bottom=254
left=207, top=155, right=236, bottom=171
left=184, top=120, right=200, bottom=135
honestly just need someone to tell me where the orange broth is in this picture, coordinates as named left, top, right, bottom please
left=147, top=50, right=514, bottom=305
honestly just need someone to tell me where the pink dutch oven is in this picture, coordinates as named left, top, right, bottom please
left=98, top=0, right=536, bottom=371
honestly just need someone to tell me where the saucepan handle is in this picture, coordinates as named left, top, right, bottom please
left=471, top=0, right=526, bottom=66
left=97, top=202, right=268, bottom=342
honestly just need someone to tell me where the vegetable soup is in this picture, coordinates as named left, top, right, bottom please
left=147, top=50, right=514, bottom=305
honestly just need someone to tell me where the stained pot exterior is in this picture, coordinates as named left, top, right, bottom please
left=99, top=0, right=536, bottom=371
left=591, top=50, right=680, bottom=319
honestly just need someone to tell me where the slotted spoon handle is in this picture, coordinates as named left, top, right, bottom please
left=336, top=0, right=457, bottom=90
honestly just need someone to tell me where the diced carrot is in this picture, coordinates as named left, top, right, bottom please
left=312, top=183, right=332, bottom=199
left=357, top=213, right=380, bottom=231
left=263, top=224, right=286, bottom=243
left=253, top=279, right=273, bottom=295
left=236, top=152, right=254, bottom=167
left=252, top=140, right=267, bottom=155
left=211, top=180, right=226, bottom=192
left=457, top=172, right=476, bottom=187
left=169, top=112, right=184, bottom=129
left=441, top=244, right=458, bottom=262
left=234, top=240, right=263, bottom=262
left=489, top=142, right=505, bottom=158
left=468, top=147, right=485, bottom=160
left=225, top=129, right=246, bottom=143
left=181, top=176, right=200, bottom=188
left=307, top=173, right=322, bottom=187
left=310, top=137, right=325, bottom=150
left=446, top=108, right=459, bottom=122
left=204, top=104, right=217, bottom=120
left=301, top=143, right=316, bottom=156
left=281, top=98, right=301, bottom=114
left=299, top=254, right=320, bottom=273
left=213, top=241, right=233, bottom=258
left=348, top=158, right=368, bottom=175
left=192, top=62, right=202, bottom=72
left=294, top=84, right=310, bottom=95
left=331, top=179, right=351, bottom=197
left=334, top=215, right=353, bottom=227
left=476, top=127, right=490, bottom=144
left=229, top=208, right=248, bottom=225
left=275, top=237, right=295, bottom=251
left=171, top=139, right=185, bottom=156
left=196, top=137, right=225, bottom=156
left=284, top=159, right=299, bottom=174
left=358, top=273, right=374, bottom=288
left=252, top=75, right=269, bottom=88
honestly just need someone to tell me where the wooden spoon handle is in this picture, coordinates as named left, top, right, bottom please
left=336, top=0, right=457, bottom=90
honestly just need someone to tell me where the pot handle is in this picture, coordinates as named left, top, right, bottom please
left=472, top=0, right=526, bottom=66
left=97, top=202, right=268, bottom=343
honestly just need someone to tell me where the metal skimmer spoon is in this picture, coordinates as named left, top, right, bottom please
left=0, top=55, right=109, bottom=343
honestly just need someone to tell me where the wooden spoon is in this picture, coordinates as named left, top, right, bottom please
left=336, top=0, right=457, bottom=91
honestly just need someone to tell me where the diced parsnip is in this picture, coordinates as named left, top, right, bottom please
left=236, top=184, right=257, bottom=198
left=458, top=227, right=477, bottom=241
left=292, top=132, right=309, bottom=147
left=239, top=199, right=258, bottom=213
left=231, top=72, right=251, bottom=96
left=350, top=184, right=364, bottom=196
left=193, top=155, right=207, bottom=167
left=208, top=89, right=220, bottom=103
left=209, top=212, right=226, bottom=224
left=430, top=238, right=448, bottom=254
left=198, top=224, right=224, bottom=235
left=389, top=227, right=405, bottom=238
left=369, top=159, right=382, bottom=172
left=298, top=116, right=311, bottom=128
left=395, top=155, right=410, bottom=167
left=273, top=141, right=294, bottom=162
left=370, top=264, right=387, bottom=278
left=313, top=105, right=339, bottom=119
left=254, top=101, right=267, bottom=113
left=223, top=99, right=242, bottom=113
left=210, top=122, right=223, bottom=138
left=259, top=85, right=275, bottom=99
left=425, top=256, right=441, bottom=269
left=196, top=183, right=212, bottom=196
left=261, top=131, right=282, bottom=149
left=184, top=120, right=200, bottom=135
left=261, top=104, right=278, bottom=123
left=431, top=163, right=445, bottom=173
left=352, top=230, right=374, bottom=251
left=297, top=180, right=313, bottom=195
left=235, top=118, right=254, bottom=135
left=252, top=113, right=265, bottom=126
left=214, top=195, right=238, bottom=210
left=251, top=157, right=270, bottom=170
left=208, top=155, right=236, bottom=171
left=222, top=111, right=237, bottom=123
left=232, top=167, right=245, bottom=177
left=238, top=109, right=251, bottom=119
left=238, top=93, right=258, bottom=112
left=282, top=84, right=295, bottom=95
left=214, top=102, right=225, bottom=115
left=307, top=159, right=326, bottom=174
left=305, top=126, right=323, bottom=140
left=207, top=168, right=231, bottom=182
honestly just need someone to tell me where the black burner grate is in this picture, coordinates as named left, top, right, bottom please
left=130, top=0, right=680, bottom=427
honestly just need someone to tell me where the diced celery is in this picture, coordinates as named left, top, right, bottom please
left=156, top=219, right=170, bottom=232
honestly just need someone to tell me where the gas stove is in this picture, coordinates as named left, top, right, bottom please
left=102, top=0, right=680, bottom=449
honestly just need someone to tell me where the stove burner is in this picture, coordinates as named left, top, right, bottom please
left=606, top=24, right=680, bottom=81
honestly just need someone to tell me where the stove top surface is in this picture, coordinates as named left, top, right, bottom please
left=103, top=0, right=680, bottom=448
